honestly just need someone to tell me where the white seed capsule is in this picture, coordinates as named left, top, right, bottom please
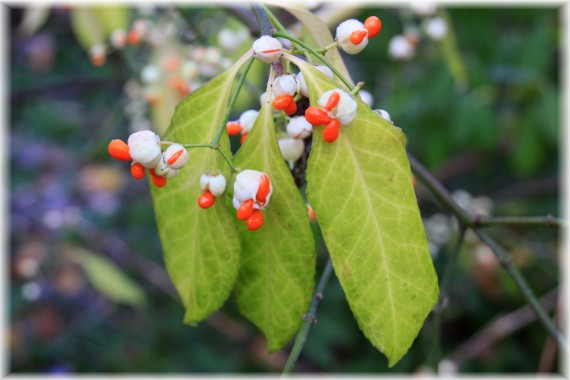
left=252, top=36, right=283, bottom=64
left=335, top=19, right=369, bottom=54
left=272, top=74, right=299, bottom=97
left=128, top=130, right=161, bottom=167
left=374, top=109, right=392, bottom=123
left=208, top=174, right=227, bottom=197
left=163, top=143, right=188, bottom=169
left=238, top=110, right=259, bottom=133
left=297, top=66, right=333, bottom=97
left=153, top=157, right=178, bottom=178
left=234, top=169, right=272, bottom=209
left=317, top=89, right=357, bottom=126
left=359, top=90, right=374, bottom=107
left=200, top=173, right=227, bottom=196
left=278, top=138, right=305, bottom=162
left=286, top=116, right=313, bottom=139
left=199, top=174, right=210, bottom=192
left=260, top=91, right=275, bottom=105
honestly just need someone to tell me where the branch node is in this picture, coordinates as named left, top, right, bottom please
left=315, top=292, right=323, bottom=301
left=302, top=313, right=318, bottom=325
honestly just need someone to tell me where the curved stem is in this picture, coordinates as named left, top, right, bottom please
left=212, top=55, right=255, bottom=148
left=273, top=31, right=354, bottom=91
left=217, top=147, right=239, bottom=173
left=259, top=3, right=289, bottom=35
left=283, top=259, right=334, bottom=374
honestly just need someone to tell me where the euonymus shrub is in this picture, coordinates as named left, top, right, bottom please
left=108, top=9, right=438, bottom=367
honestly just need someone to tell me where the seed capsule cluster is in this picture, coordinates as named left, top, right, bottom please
left=233, top=170, right=273, bottom=231
left=335, top=16, right=382, bottom=54
left=108, top=130, right=188, bottom=187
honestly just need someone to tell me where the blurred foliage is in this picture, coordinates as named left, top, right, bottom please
left=9, top=4, right=561, bottom=375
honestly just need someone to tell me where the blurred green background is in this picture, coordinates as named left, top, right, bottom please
left=9, top=4, right=561, bottom=374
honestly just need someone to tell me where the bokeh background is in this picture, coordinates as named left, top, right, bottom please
left=8, top=3, right=562, bottom=374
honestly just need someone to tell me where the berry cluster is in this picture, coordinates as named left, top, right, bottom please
left=108, top=130, right=188, bottom=188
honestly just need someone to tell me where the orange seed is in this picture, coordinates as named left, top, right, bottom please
left=237, top=199, right=254, bottom=220
left=108, top=139, right=132, bottom=161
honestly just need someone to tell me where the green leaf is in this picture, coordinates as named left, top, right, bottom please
left=70, top=8, right=106, bottom=50
left=232, top=102, right=316, bottom=352
left=268, top=2, right=354, bottom=87
left=92, top=6, right=130, bottom=37
left=150, top=55, right=251, bottom=324
left=293, top=57, right=439, bottom=367
left=75, top=249, right=146, bottom=308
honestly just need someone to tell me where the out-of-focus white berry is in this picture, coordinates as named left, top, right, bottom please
left=388, top=35, right=416, bottom=60
left=181, top=61, right=198, bottom=79
left=132, top=19, right=150, bottom=36
left=141, top=64, right=161, bottom=84
left=278, top=138, right=305, bottom=163
left=203, top=47, right=222, bottom=65
left=410, top=2, right=437, bottom=17
left=423, top=17, right=448, bottom=40
left=287, top=116, right=313, bottom=139
left=297, top=65, right=334, bottom=97
left=218, top=28, right=249, bottom=52
left=374, top=109, right=392, bottom=123
left=128, top=130, right=161, bottom=167
left=233, top=169, right=272, bottom=209
left=89, top=43, right=106, bottom=57
left=110, top=29, right=127, bottom=48
left=252, top=36, right=282, bottom=63
left=335, top=19, right=368, bottom=54
left=359, top=90, right=374, bottom=107
left=272, top=74, right=299, bottom=97
left=163, top=143, right=188, bottom=169
left=239, top=110, right=259, bottom=133
left=318, top=89, right=357, bottom=126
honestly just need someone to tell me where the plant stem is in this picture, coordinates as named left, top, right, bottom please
left=475, top=215, right=564, bottom=228
left=212, top=56, right=255, bottom=148
left=408, top=153, right=473, bottom=226
left=252, top=3, right=274, bottom=36
left=350, top=81, right=365, bottom=96
left=408, top=151, right=566, bottom=350
left=431, top=226, right=466, bottom=372
left=273, top=31, right=355, bottom=91
left=217, top=147, right=239, bottom=173
left=259, top=3, right=289, bottom=35
left=283, top=259, right=335, bottom=374
left=472, top=229, right=566, bottom=350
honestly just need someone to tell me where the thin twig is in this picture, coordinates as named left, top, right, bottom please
left=252, top=3, right=274, bottom=36
left=409, top=151, right=566, bottom=350
left=474, top=215, right=564, bottom=228
left=282, top=259, right=334, bottom=374
left=473, top=229, right=566, bottom=350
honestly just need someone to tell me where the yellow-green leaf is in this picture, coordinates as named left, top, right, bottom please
left=232, top=102, right=316, bottom=352
left=293, top=57, right=439, bottom=367
left=70, top=8, right=106, bottom=50
left=75, top=249, right=146, bottom=308
left=150, top=55, right=251, bottom=324
left=92, top=6, right=130, bottom=37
